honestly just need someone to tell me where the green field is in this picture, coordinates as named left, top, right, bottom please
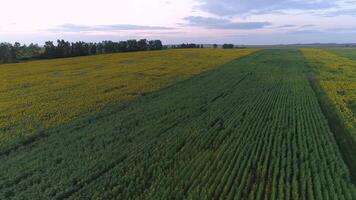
left=0, top=48, right=256, bottom=148
left=302, top=48, right=356, bottom=141
left=325, top=48, right=356, bottom=60
left=1, top=49, right=355, bottom=199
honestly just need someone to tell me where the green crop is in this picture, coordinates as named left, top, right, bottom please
left=302, top=48, right=356, bottom=141
left=0, top=48, right=257, bottom=147
left=1, top=49, right=354, bottom=199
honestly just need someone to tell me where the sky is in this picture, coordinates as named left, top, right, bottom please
left=1, top=0, right=356, bottom=45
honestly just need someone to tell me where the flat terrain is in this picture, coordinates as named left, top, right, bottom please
left=0, top=48, right=256, bottom=147
left=325, top=48, right=356, bottom=60
left=302, top=49, right=356, bottom=141
left=1, top=49, right=355, bottom=199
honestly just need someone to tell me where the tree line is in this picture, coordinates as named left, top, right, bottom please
left=170, top=43, right=239, bottom=49
left=169, top=43, right=243, bottom=49
left=214, top=44, right=245, bottom=49
left=42, top=39, right=163, bottom=59
left=222, top=44, right=234, bottom=49
left=170, top=43, right=204, bottom=48
left=0, top=42, right=42, bottom=63
left=0, top=40, right=245, bottom=64
left=0, top=39, right=163, bottom=64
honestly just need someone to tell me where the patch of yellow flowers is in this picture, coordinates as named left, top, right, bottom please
left=0, top=48, right=258, bottom=144
left=302, top=48, right=356, bottom=140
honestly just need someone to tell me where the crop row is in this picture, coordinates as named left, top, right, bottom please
left=0, top=48, right=257, bottom=147
left=0, top=49, right=354, bottom=199
left=302, top=48, right=356, bottom=141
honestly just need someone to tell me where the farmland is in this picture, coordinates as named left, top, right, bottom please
left=302, top=49, right=356, bottom=142
left=0, top=48, right=256, bottom=148
left=0, top=49, right=355, bottom=199
left=325, top=48, right=356, bottom=60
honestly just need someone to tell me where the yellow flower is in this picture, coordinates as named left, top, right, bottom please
left=302, top=48, right=356, bottom=140
left=0, top=48, right=258, bottom=144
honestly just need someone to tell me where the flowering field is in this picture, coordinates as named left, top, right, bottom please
left=302, top=48, right=356, bottom=142
left=0, top=48, right=257, bottom=146
left=325, top=48, right=356, bottom=60
left=1, top=49, right=355, bottom=199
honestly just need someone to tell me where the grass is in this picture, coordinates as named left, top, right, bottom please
left=0, top=48, right=257, bottom=147
left=1, top=49, right=354, bottom=199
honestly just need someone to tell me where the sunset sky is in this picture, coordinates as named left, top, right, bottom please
left=1, top=0, right=356, bottom=44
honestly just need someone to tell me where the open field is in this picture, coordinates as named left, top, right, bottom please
left=0, top=49, right=355, bottom=199
left=302, top=49, right=356, bottom=141
left=0, top=48, right=257, bottom=147
left=325, top=48, right=356, bottom=60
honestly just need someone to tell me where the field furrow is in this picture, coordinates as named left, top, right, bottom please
left=0, top=49, right=355, bottom=199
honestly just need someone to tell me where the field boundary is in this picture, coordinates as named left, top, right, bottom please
left=2, top=49, right=355, bottom=199
left=0, top=50, right=260, bottom=157
left=303, top=54, right=356, bottom=183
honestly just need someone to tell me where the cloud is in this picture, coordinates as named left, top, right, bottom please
left=197, top=0, right=336, bottom=16
left=183, top=16, right=271, bottom=29
left=300, top=24, right=315, bottom=28
left=322, top=8, right=356, bottom=17
left=276, top=24, right=297, bottom=28
left=326, top=27, right=356, bottom=32
left=48, top=24, right=175, bottom=32
left=272, top=24, right=316, bottom=30
left=286, top=30, right=323, bottom=35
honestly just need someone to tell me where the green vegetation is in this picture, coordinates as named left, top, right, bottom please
left=302, top=49, right=356, bottom=142
left=302, top=48, right=356, bottom=182
left=0, top=39, right=163, bottom=64
left=222, top=44, right=234, bottom=48
left=0, top=42, right=41, bottom=63
left=1, top=49, right=354, bottom=199
left=0, top=48, right=256, bottom=148
left=325, top=48, right=356, bottom=60
left=42, top=39, right=163, bottom=59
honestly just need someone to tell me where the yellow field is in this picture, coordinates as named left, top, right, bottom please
left=302, top=48, right=356, bottom=140
left=0, top=48, right=257, bottom=144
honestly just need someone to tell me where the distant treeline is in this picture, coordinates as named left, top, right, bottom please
left=222, top=44, right=234, bottom=48
left=169, top=43, right=241, bottom=49
left=170, top=43, right=204, bottom=48
left=42, top=39, right=163, bottom=59
left=0, top=40, right=244, bottom=64
left=0, top=42, right=42, bottom=63
left=0, top=39, right=163, bottom=64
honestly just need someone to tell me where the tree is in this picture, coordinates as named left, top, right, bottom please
left=71, top=41, right=90, bottom=56
left=0, top=43, right=15, bottom=63
left=13, top=42, right=22, bottom=58
left=213, top=44, right=218, bottom=48
left=149, top=40, right=163, bottom=50
left=155, top=40, right=163, bottom=50
left=118, top=41, right=127, bottom=52
left=222, top=44, right=234, bottom=49
left=56, top=40, right=71, bottom=58
left=27, top=43, right=41, bottom=58
left=44, top=41, right=56, bottom=58
left=96, top=42, right=104, bottom=54
left=127, top=40, right=138, bottom=51
left=138, top=39, right=148, bottom=51
left=0, top=38, right=164, bottom=63
left=176, top=43, right=199, bottom=49
left=89, top=43, right=97, bottom=55
left=102, top=40, right=115, bottom=53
